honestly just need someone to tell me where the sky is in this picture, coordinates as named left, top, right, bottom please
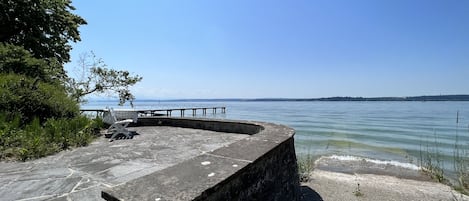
left=65, top=0, right=469, bottom=99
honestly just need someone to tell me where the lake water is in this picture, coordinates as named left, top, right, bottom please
left=84, top=100, right=469, bottom=175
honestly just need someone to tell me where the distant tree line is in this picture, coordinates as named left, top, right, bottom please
left=249, top=95, right=469, bottom=102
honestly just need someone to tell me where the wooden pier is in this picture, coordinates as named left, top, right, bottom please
left=141, top=107, right=226, bottom=117
left=80, top=107, right=226, bottom=118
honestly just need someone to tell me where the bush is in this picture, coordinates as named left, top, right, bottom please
left=0, top=73, right=79, bottom=124
left=0, top=113, right=102, bottom=161
left=0, top=43, right=63, bottom=84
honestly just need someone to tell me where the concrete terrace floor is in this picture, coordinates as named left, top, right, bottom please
left=0, top=126, right=249, bottom=201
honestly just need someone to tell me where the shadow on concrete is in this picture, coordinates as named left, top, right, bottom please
left=105, top=131, right=140, bottom=140
left=300, top=185, right=324, bottom=201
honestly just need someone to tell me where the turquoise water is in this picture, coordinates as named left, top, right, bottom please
left=84, top=100, right=469, bottom=174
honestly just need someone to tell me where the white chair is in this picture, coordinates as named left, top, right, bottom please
left=103, top=108, right=137, bottom=141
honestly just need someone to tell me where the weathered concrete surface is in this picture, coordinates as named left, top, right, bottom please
left=0, top=126, right=248, bottom=201
left=136, top=117, right=263, bottom=135
left=102, top=118, right=300, bottom=201
left=196, top=137, right=300, bottom=201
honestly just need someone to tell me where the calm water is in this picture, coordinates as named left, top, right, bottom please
left=84, top=100, right=469, bottom=173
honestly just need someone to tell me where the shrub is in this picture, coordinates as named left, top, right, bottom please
left=0, top=113, right=102, bottom=161
left=0, top=73, right=79, bottom=124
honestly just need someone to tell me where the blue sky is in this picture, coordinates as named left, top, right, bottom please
left=65, top=0, right=469, bottom=99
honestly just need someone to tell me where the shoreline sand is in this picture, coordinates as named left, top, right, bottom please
left=300, top=156, right=469, bottom=201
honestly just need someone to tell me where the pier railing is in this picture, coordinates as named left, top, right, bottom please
left=80, top=107, right=226, bottom=118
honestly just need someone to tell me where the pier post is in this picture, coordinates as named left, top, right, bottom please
left=203, top=108, right=207, bottom=115
left=192, top=109, right=196, bottom=116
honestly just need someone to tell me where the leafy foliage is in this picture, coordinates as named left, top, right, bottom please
left=0, top=113, right=103, bottom=161
left=0, top=0, right=141, bottom=161
left=0, top=73, right=79, bottom=124
left=0, top=0, right=87, bottom=64
left=66, top=52, right=143, bottom=106
left=0, top=43, right=63, bottom=83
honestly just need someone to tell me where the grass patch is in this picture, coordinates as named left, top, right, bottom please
left=419, top=132, right=449, bottom=184
left=297, top=153, right=316, bottom=182
left=353, top=183, right=364, bottom=197
left=0, top=113, right=104, bottom=161
left=419, top=111, right=469, bottom=195
left=452, top=111, right=469, bottom=195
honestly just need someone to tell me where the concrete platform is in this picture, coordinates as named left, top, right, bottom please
left=100, top=118, right=299, bottom=201
left=0, top=126, right=249, bottom=201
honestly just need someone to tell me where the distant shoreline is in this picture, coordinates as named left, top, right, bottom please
left=92, top=94, right=469, bottom=102
left=251, top=94, right=469, bottom=102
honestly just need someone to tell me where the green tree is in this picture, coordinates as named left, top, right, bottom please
left=1, top=1, right=142, bottom=107
left=0, top=0, right=139, bottom=161
left=0, top=43, right=63, bottom=83
left=66, top=52, right=143, bottom=106
left=0, top=44, right=78, bottom=123
left=0, top=0, right=86, bottom=64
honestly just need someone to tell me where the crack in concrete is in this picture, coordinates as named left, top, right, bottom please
left=70, top=176, right=86, bottom=193
left=53, top=183, right=102, bottom=200
left=54, top=168, right=115, bottom=200
left=66, top=168, right=75, bottom=178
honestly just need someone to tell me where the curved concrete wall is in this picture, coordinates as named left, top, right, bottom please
left=136, top=117, right=264, bottom=135
left=103, top=117, right=300, bottom=201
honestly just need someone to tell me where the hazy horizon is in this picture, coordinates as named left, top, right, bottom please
left=66, top=1, right=469, bottom=99
left=86, top=94, right=469, bottom=102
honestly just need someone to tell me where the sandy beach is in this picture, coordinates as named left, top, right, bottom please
left=300, top=156, right=469, bottom=201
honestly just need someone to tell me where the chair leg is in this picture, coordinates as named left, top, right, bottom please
left=109, top=131, right=131, bottom=141
left=108, top=122, right=132, bottom=141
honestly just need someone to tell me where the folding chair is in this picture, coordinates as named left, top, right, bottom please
left=103, top=108, right=137, bottom=141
